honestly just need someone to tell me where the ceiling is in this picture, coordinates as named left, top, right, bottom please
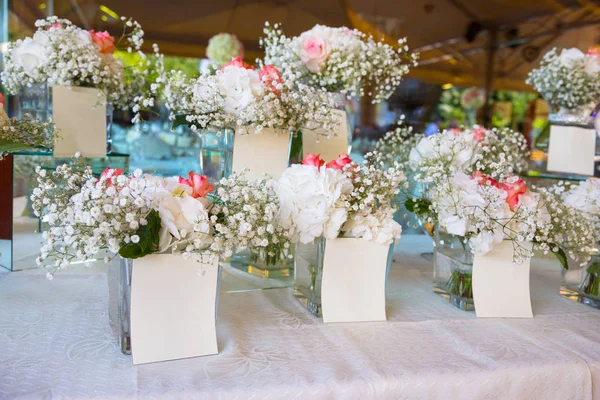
left=9, top=0, right=600, bottom=91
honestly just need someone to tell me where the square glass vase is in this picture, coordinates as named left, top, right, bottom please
left=198, top=127, right=235, bottom=183
left=561, top=251, right=600, bottom=309
left=293, top=237, right=393, bottom=317
left=107, top=256, right=223, bottom=355
left=433, top=229, right=475, bottom=311
left=17, top=83, right=114, bottom=154
left=229, top=248, right=294, bottom=279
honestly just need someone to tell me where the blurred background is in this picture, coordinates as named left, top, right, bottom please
left=2, top=0, right=600, bottom=175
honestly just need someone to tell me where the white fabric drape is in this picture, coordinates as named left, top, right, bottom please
left=1, top=235, right=599, bottom=399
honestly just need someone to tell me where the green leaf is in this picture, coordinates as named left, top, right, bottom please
left=118, top=210, right=162, bottom=259
left=404, top=198, right=417, bottom=213
left=405, top=198, right=432, bottom=216
left=552, top=247, right=569, bottom=270
left=172, top=114, right=192, bottom=129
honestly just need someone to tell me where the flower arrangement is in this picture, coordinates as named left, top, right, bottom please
left=526, top=47, right=600, bottom=112
left=403, top=127, right=594, bottom=266
left=560, top=178, right=600, bottom=235
left=276, top=152, right=405, bottom=245
left=261, top=22, right=418, bottom=103
left=1, top=16, right=153, bottom=110
left=206, top=33, right=244, bottom=67
left=162, top=57, right=339, bottom=134
left=374, top=122, right=422, bottom=168
left=407, top=126, right=529, bottom=184
left=430, top=171, right=594, bottom=263
left=0, top=111, right=58, bottom=158
left=31, top=155, right=292, bottom=277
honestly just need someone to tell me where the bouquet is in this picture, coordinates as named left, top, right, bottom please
left=31, top=154, right=292, bottom=277
left=559, top=178, right=600, bottom=237
left=162, top=57, right=339, bottom=134
left=262, top=22, right=418, bottom=103
left=403, top=127, right=593, bottom=266
left=526, top=47, right=600, bottom=112
left=428, top=171, right=594, bottom=265
left=1, top=16, right=155, bottom=110
left=276, top=152, right=406, bottom=245
left=206, top=33, right=244, bottom=67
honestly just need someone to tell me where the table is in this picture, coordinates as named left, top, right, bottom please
left=1, top=235, right=600, bottom=399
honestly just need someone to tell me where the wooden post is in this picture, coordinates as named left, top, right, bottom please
left=483, top=29, right=498, bottom=125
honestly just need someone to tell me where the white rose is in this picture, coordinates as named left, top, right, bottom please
left=323, top=208, right=347, bottom=240
left=73, top=29, right=92, bottom=46
left=469, top=230, right=503, bottom=255
left=277, top=164, right=352, bottom=243
left=12, top=36, right=49, bottom=76
left=558, top=48, right=585, bottom=68
left=409, top=137, right=434, bottom=167
left=584, top=55, right=600, bottom=76
left=216, top=66, right=263, bottom=116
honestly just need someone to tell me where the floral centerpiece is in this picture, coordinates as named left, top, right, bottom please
left=262, top=22, right=418, bottom=103
left=31, top=154, right=292, bottom=362
left=526, top=47, right=600, bottom=121
left=2, top=16, right=149, bottom=110
left=159, top=56, right=339, bottom=189
left=163, top=57, right=338, bottom=133
left=206, top=33, right=244, bottom=68
left=403, top=126, right=595, bottom=311
left=555, top=178, right=600, bottom=307
left=277, top=152, right=405, bottom=320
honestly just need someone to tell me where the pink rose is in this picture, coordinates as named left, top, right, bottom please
left=221, top=56, right=254, bottom=71
left=258, top=65, right=283, bottom=94
left=101, top=167, right=124, bottom=187
left=0, top=93, right=4, bottom=107
left=472, top=127, right=486, bottom=142
left=473, top=171, right=499, bottom=188
left=298, top=31, right=331, bottom=73
left=326, top=154, right=353, bottom=171
left=500, top=178, right=528, bottom=212
left=178, top=171, right=214, bottom=198
left=301, top=153, right=325, bottom=168
left=89, top=30, right=115, bottom=54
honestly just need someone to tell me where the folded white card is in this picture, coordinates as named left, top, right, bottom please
left=321, top=238, right=389, bottom=323
left=130, top=254, right=220, bottom=365
left=51, top=85, right=107, bottom=158
left=547, top=125, right=596, bottom=176
left=302, top=109, right=349, bottom=161
left=472, top=241, right=533, bottom=318
left=231, top=127, right=290, bottom=180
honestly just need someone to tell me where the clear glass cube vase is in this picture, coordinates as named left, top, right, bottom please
left=16, top=83, right=114, bottom=154
left=108, top=256, right=223, bottom=355
left=229, top=247, right=294, bottom=279
left=198, top=127, right=235, bottom=182
left=561, top=251, right=600, bottom=309
left=293, top=238, right=393, bottom=317
left=433, top=228, right=475, bottom=311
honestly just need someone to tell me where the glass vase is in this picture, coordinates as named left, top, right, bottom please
left=333, top=92, right=355, bottom=154
left=533, top=102, right=600, bottom=178
left=17, top=84, right=114, bottom=154
left=229, top=247, right=294, bottom=279
left=561, top=250, right=600, bottom=309
left=293, top=238, right=393, bottom=317
left=17, top=83, right=51, bottom=121
left=108, top=256, right=223, bottom=355
left=198, top=127, right=235, bottom=183
left=433, top=228, right=474, bottom=311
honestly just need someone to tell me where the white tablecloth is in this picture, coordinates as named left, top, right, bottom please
left=1, top=235, right=600, bottom=399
